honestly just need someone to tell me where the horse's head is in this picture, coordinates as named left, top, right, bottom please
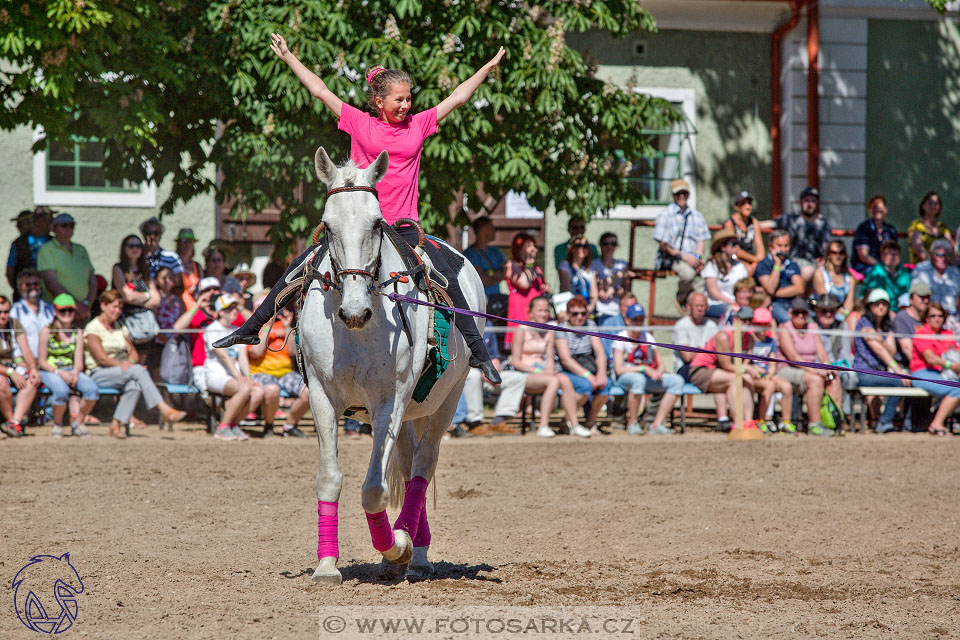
left=314, top=146, right=389, bottom=329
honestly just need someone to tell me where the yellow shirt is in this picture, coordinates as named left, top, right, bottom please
left=36, top=239, right=94, bottom=302
left=248, top=321, right=292, bottom=378
left=83, top=317, right=131, bottom=372
left=907, top=218, right=951, bottom=263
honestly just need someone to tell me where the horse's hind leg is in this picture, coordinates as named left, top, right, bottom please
left=363, top=405, right=412, bottom=565
left=309, top=389, right=343, bottom=586
left=377, top=419, right=418, bottom=580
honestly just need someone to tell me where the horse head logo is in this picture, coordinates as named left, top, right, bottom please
left=12, top=553, right=84, bottom=634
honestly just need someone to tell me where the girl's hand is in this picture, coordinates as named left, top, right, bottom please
left=270, top=33, right=289, bottom=59
left=486, top=47, right=506, bottom=68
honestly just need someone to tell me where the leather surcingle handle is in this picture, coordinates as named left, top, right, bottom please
left=312, top=221, right=326, bottom=246
left=392, top=218, right=426, bottom=250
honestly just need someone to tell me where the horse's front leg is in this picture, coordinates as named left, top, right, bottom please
left=309, top=388, right=344, bottom=585
left=362, top=400, right=412, bottom=565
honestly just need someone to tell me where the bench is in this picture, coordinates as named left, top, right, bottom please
left=849, top=386, right=931, bottom=433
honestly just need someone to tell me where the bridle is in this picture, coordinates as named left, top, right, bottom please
left=318, top=185, right=384, bottom=293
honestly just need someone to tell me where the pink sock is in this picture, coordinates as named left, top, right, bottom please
left=365, top=510, right=395, bottom=552
left=393, top=476, right=428, bottom=541
left=317, top=501, right=339, bottom=560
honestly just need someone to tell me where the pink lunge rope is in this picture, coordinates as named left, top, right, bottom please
left=317, top=501, right=339, bottom=560
left=393, top=476, right=428, bottom=541
left=367, top=68, right=384, bottom=84
left=365, top=510, right=395, bottom=552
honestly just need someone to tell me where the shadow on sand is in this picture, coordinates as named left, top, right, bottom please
left=281, top=561, right=501, bottom=584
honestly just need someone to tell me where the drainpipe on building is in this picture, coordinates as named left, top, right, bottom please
left=806, top=0, right=820, bottom=196
left=770, top=0, right=803, bottom=218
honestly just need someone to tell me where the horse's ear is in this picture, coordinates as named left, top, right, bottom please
left=314, top=147, right=337, bottom=186
left=366, top=150, right=389, bottom=185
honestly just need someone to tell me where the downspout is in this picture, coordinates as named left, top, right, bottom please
left=806, top=0, right=820, bottom=195
left=770, top=0, right=803, bottom=218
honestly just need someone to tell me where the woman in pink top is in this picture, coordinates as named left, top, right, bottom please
left=217, top=34, right=505, bottom=384
left=909, top=302, right=960, bottom=435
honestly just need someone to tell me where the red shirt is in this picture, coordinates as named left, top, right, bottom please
left=690, top=330, right=754, bottom=369
left=909, top=324, right=959, bottom=372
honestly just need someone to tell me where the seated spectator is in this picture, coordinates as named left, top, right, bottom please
left=747, top=307, right=795, bottom=433
left=155, top=267, right=190, bottom=384
left=247, top=302, right=309, bottom=438
left=812, top=294, right=857, bottom=418
left=775, top=186, right=830, bottom=283
left=612, top=302, right=684, bottom=435
left=908, top=191, right=952, bottom=263
left=508, top=296, right=584, bottom=438
left=112, top=234, right=161, bottom=366
left=812, top=241, right=853, bottom=318
left=463, top=215, right=506, bottom=299
left=37, top=213, right=97, bottom=322
left=555, top=295, right=609, bottom=434
left=895, top=281, right=930, bottom=363
left=653, top=179, right=711, bottom=306
left=722, top=191, right=765, bottom=267
left=703, top=228, right=749, bottom=319
left=0, top=295, right=41, bottom=438
left=911, top=239, right=960, bottom=320
left=755, top=230, right=805, bottom=324
left=458, top=327, right=526, bottom=436
left=775, top=297, right=841, bottom=436
left=37, top=294, right=99, bottom=437
left=601, top=292, right=637, bottom=361
left=863, top=240, right=911, bottom=307
left=908, top=302, right=960, bottom=435
left=231, top=263, right=257, bottom=311
left=505, top=233, right=549, bottom=350
left=852, top=195, right=898, bottom=277
left=7, top=207, right=53, bottom=301
left=204, top=295, right=268, bottom=442
left=203, top=246, right=242, bottom=296
left=591, top=232, right=634, bottom=326
left=851, top=289, right=908, bottom=433
left=85, top=290, right=186, bottom=438
left=140, top=217, right=184, bottom=286
left=557, top=235, right=598, bottom=315
left=176, top=228, right=201, bottom=307
left=553, top=218, right=598, bottom=269
left=672, top=291, right=727, bottom=428
left=718, top=278, right=756, bottom=327
left=687, top=306, right=759, bottom=430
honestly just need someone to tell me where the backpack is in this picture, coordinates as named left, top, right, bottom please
left=820, top=393, right=844, bottom=432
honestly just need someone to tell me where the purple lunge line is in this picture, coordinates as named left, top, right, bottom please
left=386, top=292, right=960, bottom=390
left=318, top=501, right=339, bottom=560
left=365, top=510, right=395, bottom=552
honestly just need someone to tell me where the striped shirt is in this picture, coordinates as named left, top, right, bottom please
left=145, top=249, right=184, bottom=278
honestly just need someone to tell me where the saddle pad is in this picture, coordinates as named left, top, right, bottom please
left=412, top=302, right=453, bottom=403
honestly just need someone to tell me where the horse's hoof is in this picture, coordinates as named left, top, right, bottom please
left=381, top=530, right=413, bottom=565
left=377, top=558, right=406, bottom=580
left=311, top=557, right=342, bottom=585
left=407, top=546, right=434, bottom=582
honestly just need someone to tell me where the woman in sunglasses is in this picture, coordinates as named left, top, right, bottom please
left=909, top=302, right=960, bottom=435
left=812, top=240, right=853, bottom=319
left=703, top=228, right=749, bottom=319
left=112, top=234, right=161, bottom=366
left=557, top=234, right=598, bottom=316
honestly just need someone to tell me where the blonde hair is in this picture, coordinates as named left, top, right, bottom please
left=366, top=65, right=412, bottom=114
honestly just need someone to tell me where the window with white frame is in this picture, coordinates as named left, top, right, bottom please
left=33, top=127, right=157, bottom=208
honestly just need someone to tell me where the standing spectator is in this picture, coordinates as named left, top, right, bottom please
left=852, top=289, right=908, bottom=433
left=203, top=246, right=243, bottom=296
left=557, top=235, right=598, bottom=314
left=612, top=302, right=684, bottom=435
left=722, top=191, right=766, bottom=267
left=653, top=178, right=711, bottom=306
left=908, top=191, right=952, bottom=264
left=775, top=186, right=831, bottom=283
left=7, top=207, right=54, bottom=299
left=0, top=295, right=41, bottom=438
left=909, top=302, right=960, bottom=436
left=463, top=215, right=506, bottom=299
left=112, top=234, right=161, bottom=366
left=505, top=232, right=548, bottom=350
left=84, top=290, right=186, bottom=438
left=672, top=291, right=727, bottom=429
left=702, top=228, right=750, bottom=319
left=140, top=217, right=184, bottom=284
left=6, top=209, right=34, bottom=297
left=36, top=213, right=97, bottom=322
left=851, top=195, right=898, bottom=277
left=176, top=228, right=202, bottom=307
left=812, top=240, right=854, bottom=318
left=911, top=239, right=960, bottom=320
left=756, top=230, right=805, bottom=324
left=555, top=295, right=608, bottom=434
left=775, top=298, right=841, bottom=436
left=553, top=218, right=598, bottom=269
left=509, top=296, right=583, bottom=438
left=459, top=327, right=526, bottom=436
left=591, top=232, right=633, bottom=325
left=37, top=294, right=99, bottom=437
left=247, top=302, right=309, bottom=438
left=863, top=240, right=911, bottom=307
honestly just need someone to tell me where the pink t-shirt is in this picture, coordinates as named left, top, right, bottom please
left=337, top=103, right=438, bottom=224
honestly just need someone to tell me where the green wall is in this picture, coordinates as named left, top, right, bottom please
left=866, top=19, right=960, bottom=229
left=0, top=124, right=217, bottom=299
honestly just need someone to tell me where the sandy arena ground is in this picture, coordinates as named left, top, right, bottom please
left=1, top=423, right=958, bottom=639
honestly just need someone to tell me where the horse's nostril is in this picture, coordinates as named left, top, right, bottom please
left=361, top=308, right=372, bottom=324
left=337, top=308, right=348, bottom=323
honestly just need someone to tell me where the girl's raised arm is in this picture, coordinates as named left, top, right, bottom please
left=436, top=47, right=505, bottom=123
left=271, top=33, right=343, bottom=119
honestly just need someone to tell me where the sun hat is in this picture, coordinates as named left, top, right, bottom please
left=789, top=297, right=810, bottom=313
left=197, top=277, right=221, bottom=294
left=814, top=294, right=840, bottom=311
left=52, top=293, right=76, bottom=309
left=625, top=303, right=646, bottom=319
left=214, top=294, right=239, bottom=312
left=710, top=228, right=739, bottom=255
left=671, top=178, right=691, bottom=195
left=752, top=307, right=773, bottom=325
left=866, top=289, right=890, bottom=305
left=735, top=306, right=754, bottom=321
left=176, top=228, right=196, bottom=241
left=11, top=210, right=32, bottom=223
left=909, top=281, right=932, bottom=297
left=231, top=263, right=257, bottom=288
left=52, top=212, right=75, bottom=226
left=734, top=190, right=753, bottom=205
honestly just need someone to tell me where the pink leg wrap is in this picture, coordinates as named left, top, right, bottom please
left=317, top=501, right=339, bottom=560
left=393, top=476, right=428, bottom=542
left=365, top=510, right=395, bottom=552
left=413, top=496, right=431, bottom=547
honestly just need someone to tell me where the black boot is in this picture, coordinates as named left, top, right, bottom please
left=213, top=241, right=326, bottom=349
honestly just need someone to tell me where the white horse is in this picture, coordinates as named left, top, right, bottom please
left=299, top=146, right=483, bottom=585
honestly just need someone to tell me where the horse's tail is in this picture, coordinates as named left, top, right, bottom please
left=386, top=431, right=406, bottom=511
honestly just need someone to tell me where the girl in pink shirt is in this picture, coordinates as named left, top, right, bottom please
left=217, top=34, right=505, bottom=383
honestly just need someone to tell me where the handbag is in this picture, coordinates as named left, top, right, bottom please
left=819, top=392, right=844, bottom=432
left=573, top=352, right=598, bottom=375
left=655, top=210, right=690, bottom=270
left=123, top=308, right=160, bottom=343
left=159, top=336, right=192, bottom=384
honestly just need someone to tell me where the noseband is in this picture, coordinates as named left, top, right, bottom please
left=321, top=185, right=383, bottom=291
